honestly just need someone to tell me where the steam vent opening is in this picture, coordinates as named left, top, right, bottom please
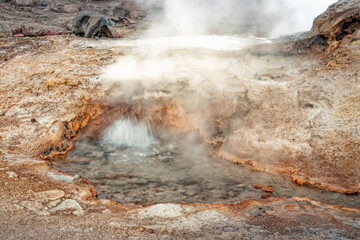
left=53, top=112, right=360, bottom=206
left=5, top=0, right=360, bottom=238
left=49, top=29, right=360, bottom=207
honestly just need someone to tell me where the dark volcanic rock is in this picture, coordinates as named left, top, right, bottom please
left=0, top=22, right=12, bottom=38
left=72, top=11, right=116, bottom=38
left=291, top=0, right=360, bottom=53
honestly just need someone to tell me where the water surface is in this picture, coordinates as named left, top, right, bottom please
left=54, top=119, right=360, bottom=207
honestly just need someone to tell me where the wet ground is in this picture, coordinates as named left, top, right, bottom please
left=1, top=29, right=360, bottom=238
left=54, top=119, right=360, bottom=207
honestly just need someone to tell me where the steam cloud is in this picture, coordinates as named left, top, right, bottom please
left=138, top=0, right=337, bottom=37
left=100, top=0, right=338, bottom=103
left=99, top=0, right=338, bottom=103
left=95, top=0, right=339, bottom=167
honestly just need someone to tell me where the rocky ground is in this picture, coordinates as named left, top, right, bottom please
left=0, top=0, right=148, bottom=38
left=1, top=0, right=360, bottom=239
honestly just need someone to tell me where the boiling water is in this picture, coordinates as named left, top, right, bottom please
left=101, top=119, right=158, bottom=148
left=60, top=36, right=360, bottom=206
left=54, top=119, right=360, bottom=206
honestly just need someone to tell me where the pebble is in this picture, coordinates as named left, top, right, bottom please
left=102, top=209, right=111, bottom=214
left=248, top=206, right=264, bottom=217
left=40, top=1, right=47, bottom=7
left=297, top=201, right=309, bottom=206
left=180, top=195, right=187, bottom=200
left=0, top=110, right=4, bottom=116
left=21, top=200, right=47, bottom=215
left=47, top=172, right=79, bottom=183
left=261, top=192, right=272, bottom=199
left=125, top=197, right=133, bottom=202
left=114, top=193, right=125, bottom=200
left=139, top=204, right=184, bottom=218
left=239, top=190, right=259, bottom=199
left=6, top=171, right=18, bottom=178
left=15, top=0, right=34, bottom=7
left=77, top=157, right=90, bottom=164
left=186, top=191, right=196, bottom=196
left=48, top=199, right=61, bottom=208
left=51, top=199, right=84, bottom=216
left=34, top=190, right=65, bottom=201
left=223, top=226, right=238, bottom=232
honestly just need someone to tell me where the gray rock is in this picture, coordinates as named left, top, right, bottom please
left=0, top=22, right=12, bottom=38
left=6, top=171, right=18, bottom=178
left=47, top=199, right=61, bottom=208
left=102, top=208, right=111, bottom=214
left=21, top=200, right=49, bottom=215
left=248, top=206, right=264, bottom=217
left=51, top=199, right=84, bottom=216
left=129, top=10, right=146, bottom=20
left=39, top=1, right=47, bottom=7
left=34, top=190, right=65, bottom=201
left=47, top=172, right=80, bottom=183
left=72, top=11, right=116, bottom=38
left=50, top=3, right=79, bottom=13
left=108, top=6, right=127, bottom=19
left=21, top=24, right=45, bottom=37
left=15, top=0, right=34, bottom=7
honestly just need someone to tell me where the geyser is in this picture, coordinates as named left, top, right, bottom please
left=51, top=0, right=360, bottom=208
left=101, top=119, right=157, bottom=149
left=54, top=115, right=360, bottom=206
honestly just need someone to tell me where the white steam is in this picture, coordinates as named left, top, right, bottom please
left=93, top=1, right=340, bottom=166
left=101, top=35, right=266, bottom=93
left=139, top=0, right=337, bottom=37
left=97, top=0, right=338, bottom=103
left=99, top=0, right=338, bottom=92
left=266, top=0, right=338, bottom=37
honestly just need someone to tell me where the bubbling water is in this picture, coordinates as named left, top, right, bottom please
left=54, top=126, right=360, bottom=206
left=61, top=33, right=360, bottom=206
left=101, top=119, right=157, bottom=149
